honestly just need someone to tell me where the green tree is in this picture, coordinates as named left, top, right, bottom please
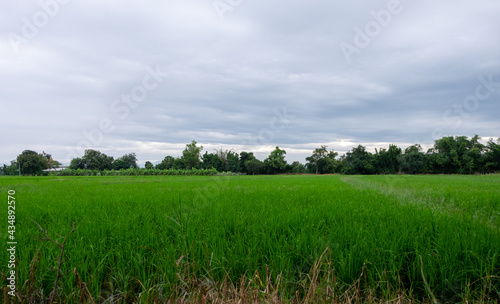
left=226, top=151, right=240, bottom=172
left=306, top=146, right=339, bottom=174
left=173, top=157, right=186, bottom=170
left=202, top=152, right=223, bottom=171
left=212, top=148, right=239, bottom=172
left=181, top=140, right=203, bottom=169
left=2, top=161, right=19, bottom=176
left=428, top=135, right=484, bottom=174
left=306, top=146, right=327, bottom=175
left=156, top=156, right=175, bottom=170
left=401, top=144, right=426, bottom=174
left=17, top=150, right=47, bottom=175
left=215, top=148, right=230, bottom=170
left=113, top=153, right=138, bottom=170
left=245, top=158, right=264, bottom=175
left=374, top=145, right=402, bottom=174
left=239, top=152, right=256, bottom=174
left=69, top=157, right=85, bottom=170
left=74, top=149, right=114, bottom=171
left=145, top=161, right=154, bottom=169
left=291, top=161, right=307, bottom=174
left=484, top=138, right=500, bottom=173
left=264, top=146, right=287, bottom=174
left=341, top=145, right=375, bottom=175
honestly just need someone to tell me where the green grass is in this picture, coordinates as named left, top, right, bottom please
left=1, top=175, right=499, bottom=303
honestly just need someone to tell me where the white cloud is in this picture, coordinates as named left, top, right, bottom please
left=1, top=0, right=500, bottom=165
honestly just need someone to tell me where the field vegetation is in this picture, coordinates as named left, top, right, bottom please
left=1, top=174, right=499, bottom=303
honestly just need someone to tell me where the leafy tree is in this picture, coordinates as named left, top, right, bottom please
left=401, top=144, right=426, bottom=174
left=306, top=146, right=327, bottom=175
left=156, top=156, right=175, bottom=170
left=215, top=148, right=230, bottom=170
left=211, top=148, right=239, bottom=172
left=341, top=145, right=375, bottom=175
left=306, top=146, right=338, bottom=174
left=173, top=157, right=186, bottom=170
left=145, top=161, right=154, bottom=169
left=245, top=158, right=264, bottom=175
left=69, top=157, right=85, bottom=170
left=2, top=161, right=19, bottom=176
left=239, top=152, right=256, bottom=174
left=484, top=138, right=500, bottom=173
left=374, top=145, right=402, bottom=174
left=462, top=144, right=484, bottom=174
left=202, top=152, right=223, bottom=171
left=428, top=135, right=484, bottom=174
left=226, top=151, right=240, bottom=172
left=17, top=150, right=47, bottom=175
left=325, top=151, right=340, bottom=173
left=336, top=155, right=346, bottom=174
left=181, top=140, right=203, bottom=169
left=1, top=161, right=18, bottom=176
left=291, top=161, right=307, bottom=174
left=113, top=153, right=138, bottom=170
left=73, top=149, right=114, bottom=171
left=264, top=146, right=287, bottom=174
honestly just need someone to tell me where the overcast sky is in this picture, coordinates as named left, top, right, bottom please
left=1, top=0, right=499, bottom=165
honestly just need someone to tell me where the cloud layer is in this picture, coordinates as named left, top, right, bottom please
left=2, top=0, right=500, bottom=165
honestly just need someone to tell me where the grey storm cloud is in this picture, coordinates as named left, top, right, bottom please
left=1, top=0, right=500, bottom=165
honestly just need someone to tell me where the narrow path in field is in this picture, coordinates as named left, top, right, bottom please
left=340, top=176, right=500, bottom=231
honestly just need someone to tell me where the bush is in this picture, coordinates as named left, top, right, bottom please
left=50, top=168, right=220, bottom=177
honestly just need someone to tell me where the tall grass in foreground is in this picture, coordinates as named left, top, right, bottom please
left=0, top=175, right=499, bottom=303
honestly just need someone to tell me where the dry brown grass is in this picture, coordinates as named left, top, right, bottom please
left=3, top=246, right=498, bottom=304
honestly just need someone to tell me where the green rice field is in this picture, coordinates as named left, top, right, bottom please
left=1, top=175, right=499, bottom=303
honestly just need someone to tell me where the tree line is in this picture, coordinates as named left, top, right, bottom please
left=2, top=136, right=499, bottom=176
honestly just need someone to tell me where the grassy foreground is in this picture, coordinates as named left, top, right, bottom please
left=1, top=175, right=499, bottom=303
